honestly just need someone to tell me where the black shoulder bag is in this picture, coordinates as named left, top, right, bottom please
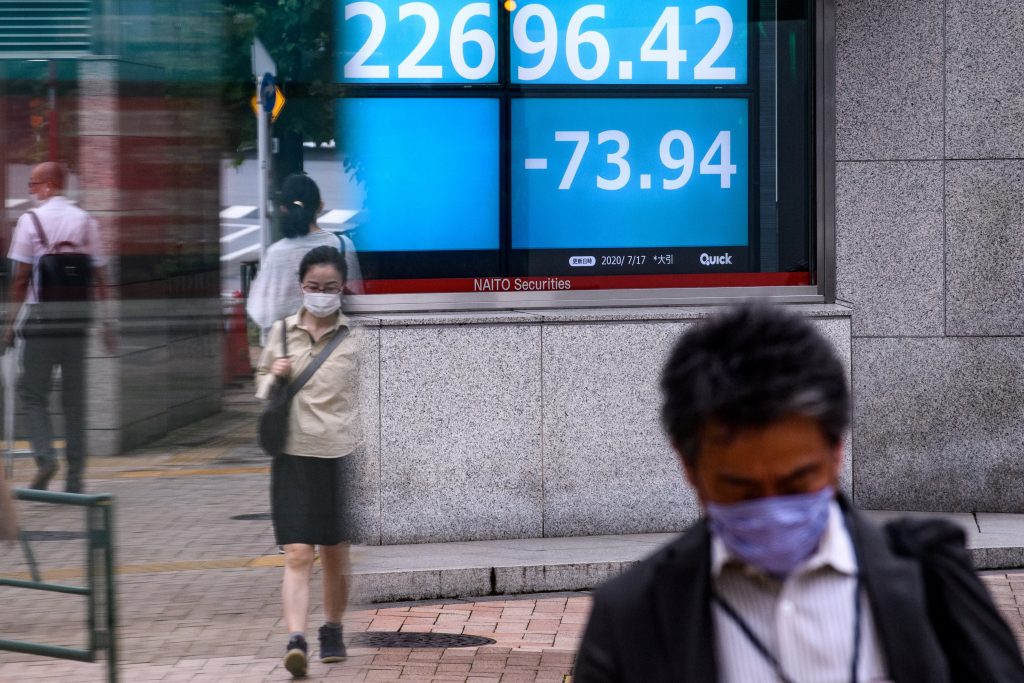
left=257, top=321, right=350, bottom=457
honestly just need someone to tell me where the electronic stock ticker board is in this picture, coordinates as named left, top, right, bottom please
left=336, top=0, right=805, bottom=296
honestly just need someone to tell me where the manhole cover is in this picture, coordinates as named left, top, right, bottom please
left=21, top=530, right=87, bottom=541
left=230, top=513, right=271, bottom=521
left=350, top=632, right=496, bottom=649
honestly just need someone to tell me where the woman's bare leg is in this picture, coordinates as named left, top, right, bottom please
left=319, top=542, right=350, bottom=623
left=282, top=543, right=316, bottom=633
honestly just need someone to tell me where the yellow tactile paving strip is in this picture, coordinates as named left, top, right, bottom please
left=9, top=461, right=269, bottom=480
left=6, top=439, right=66, bottom=451
left=2, top=554, right=290, bottom=582
left=110, top=465, right=269, bottom=478
left=8, top=432, right=267, bottom=481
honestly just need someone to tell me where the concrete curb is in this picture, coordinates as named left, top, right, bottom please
left=351, top=562, right=636, bottom=604
left=970, top=547, right=1024, bottom=571
left=348, top=522, right=1024, bottom=604
left=351, top=546, right=1024, bottom=604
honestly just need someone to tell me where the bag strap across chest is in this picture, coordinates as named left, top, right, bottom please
left=278, top=320, right=350, bottom=401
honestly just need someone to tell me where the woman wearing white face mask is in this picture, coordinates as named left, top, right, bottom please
left=254, top=245, right=362, bottom=678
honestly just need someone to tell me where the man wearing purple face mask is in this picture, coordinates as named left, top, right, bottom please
left=574, top=304, right=1024, bottom=683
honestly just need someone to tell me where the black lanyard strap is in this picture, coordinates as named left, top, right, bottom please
left=850, top=574, right=863, bottom=683
left=712, top=591, right=798, bottom=683
left=711, top=573, right=863, bottom=683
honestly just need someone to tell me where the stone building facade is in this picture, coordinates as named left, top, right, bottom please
left=835, top=0, right=1024, bottom=511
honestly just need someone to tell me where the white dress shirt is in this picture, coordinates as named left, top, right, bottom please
left=8, top=195, right=106, bottom=304
left=711, top=501, right=891, bottom=683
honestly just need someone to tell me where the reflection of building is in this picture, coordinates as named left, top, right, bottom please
left=0, top=2, right=224, bottom=454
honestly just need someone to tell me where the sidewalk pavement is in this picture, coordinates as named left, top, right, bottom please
left=1, top=387, right=1024, bottom=681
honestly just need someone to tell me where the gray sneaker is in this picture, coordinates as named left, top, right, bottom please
left=318, top=624, right=347, bottom=663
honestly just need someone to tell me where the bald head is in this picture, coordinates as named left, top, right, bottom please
left=29, top=162, right=65, bottom=200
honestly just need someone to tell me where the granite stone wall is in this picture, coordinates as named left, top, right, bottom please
left=836, top=0, right=1024, bottom=510
left=347, top=307, right=852, bottom=545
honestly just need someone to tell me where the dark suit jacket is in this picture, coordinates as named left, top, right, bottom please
left=574, top=504, right=1024, bottom=683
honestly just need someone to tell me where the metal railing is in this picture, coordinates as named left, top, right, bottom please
left=0, top=489, right=118, bottom=683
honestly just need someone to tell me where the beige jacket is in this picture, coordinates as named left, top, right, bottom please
left=255, top=311, right=362, bottom=458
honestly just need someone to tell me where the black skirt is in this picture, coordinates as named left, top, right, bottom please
left=271, top=453, right=351, bottom=546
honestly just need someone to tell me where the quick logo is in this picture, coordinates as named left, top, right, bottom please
left=699, top=252, right=732, bottom=266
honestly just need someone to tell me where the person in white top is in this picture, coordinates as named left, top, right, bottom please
left=246, top=173, right=362, bottom=339
left=3, top=162, right=115, bottom=493
left=574, top=304, right=1024, bottom=683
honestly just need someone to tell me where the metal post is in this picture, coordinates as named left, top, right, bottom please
left=18, top=528, right=42, bottom=583
left=103, top=502, right=118, bottom=683
left=256, top=94, right=271, bottom=260
left=86, top=505, right=99, bottom=656
left=251, top=39, right=276, bottom=262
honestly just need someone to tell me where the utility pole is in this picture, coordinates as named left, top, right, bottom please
left=251, top=38, right=276, bottom=259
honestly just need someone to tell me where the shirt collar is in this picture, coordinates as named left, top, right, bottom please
left=286, top=310, right=350, bottom=334
left=36, top=195, right=66, bottom=208
left=710, top=500, right=857, bottom=579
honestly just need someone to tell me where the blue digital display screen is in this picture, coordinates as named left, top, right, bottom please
left=337, top=0, right=499, bottom=83
left=509, top=0, right=747, bottom=85
left=511, top=98, right=748, bottom=249
left=330, top=2, right=781, bottom=290
left=336, top=98, right=500, bottom=251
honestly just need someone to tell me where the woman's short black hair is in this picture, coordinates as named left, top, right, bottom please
left=278, top=173, right=321, bottom=238
left=299, top=245, right=347, bottom=285
left=660, top=303, right=849, bottom=468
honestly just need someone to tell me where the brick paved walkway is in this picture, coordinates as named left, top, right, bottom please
left=0, top=395, right=584, bottom=682
left=3, top=574, right=1023, bottom=682
left=1, top=392, right=1023, bottom=681
left=0, top=591, right=584, bottom=682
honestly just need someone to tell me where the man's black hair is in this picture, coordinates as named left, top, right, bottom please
left=299, top=245, right=347, bottom=285
left=660, top=303, right=849, bottom=467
